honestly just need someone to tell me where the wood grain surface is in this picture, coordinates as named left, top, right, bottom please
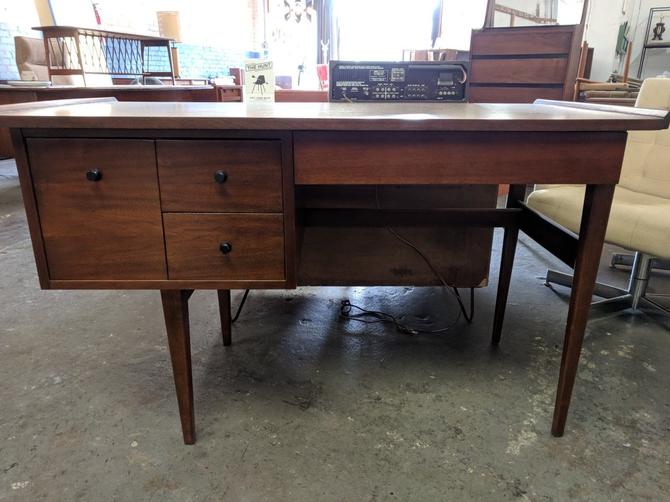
left=470, top=28, right=573, bottom=56
left=10, top=130, right=50, bottom=287
left=471, top=58, right=568, bottom=85
left=293, top=131, right=627, bottom=185
left=28, top=138, right=166, bottom=280
left=157, top=140, right=283, bottom=213
left=161, top=289, right=196, bottom=444
left=164, top=213, right=285, bottom=281
left=1, top=100, right=667, bottom=131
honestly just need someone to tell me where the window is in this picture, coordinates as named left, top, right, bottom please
left=335, top=0, right=440, bottom=60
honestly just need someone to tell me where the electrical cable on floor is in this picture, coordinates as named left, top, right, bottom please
left=231, top=188, right=476, bottom=333
left=384, top=225, right=474, bottom=323
left=339, top=186, right=475, bottom=335
left=231, top=289, right=250, bottom=323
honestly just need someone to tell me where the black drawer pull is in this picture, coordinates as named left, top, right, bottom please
left=214, top=170, right=228, bottom=184
left=86, top=169, right=102, bottom=182
left=219, top=242, right=233, bottom=255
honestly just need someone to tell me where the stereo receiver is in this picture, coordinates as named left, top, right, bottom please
left=329, top=60, right=469, bottom=102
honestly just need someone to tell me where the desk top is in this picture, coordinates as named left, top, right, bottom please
left=0, top=98, right=668, bottom=132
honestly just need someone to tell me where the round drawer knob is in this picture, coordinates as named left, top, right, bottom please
left=214, top=170, right=228, bottom=184
left=86, top=169, right=102, bottom=182
left=219, top=242, right=233, bottom=255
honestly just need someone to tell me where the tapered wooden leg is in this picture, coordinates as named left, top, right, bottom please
left=161, top=290, right=195, bottom=445
left=492, top=184, right=526, bottom=345
left=218, top=290, right=232, bottom=347
left=552, top=184, right=615, bottom=437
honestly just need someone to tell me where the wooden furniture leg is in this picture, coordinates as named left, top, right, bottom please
left=218, top=290, right=232, bottom=346
left=161, top=290, right=196, bottom=444
left=492, top=184, right=526, bottom=345
left=552, top=184, right=615, bottom=436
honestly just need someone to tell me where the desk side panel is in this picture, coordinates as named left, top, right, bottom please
left=1, top=92, right=38, bottom=158
left=28, top=138, right=168, bottom=281
left=10, top=129, right=51, bottom=288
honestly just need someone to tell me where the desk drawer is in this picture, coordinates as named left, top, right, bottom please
left=164, top=213, right=285, bottom=281
left=157, top=140, right=283, bottom=212
left=294, top=131, right=626, bottom=185
left=28, top=138, right=166, bottom=281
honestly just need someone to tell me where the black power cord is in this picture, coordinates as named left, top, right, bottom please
left=339, top=287, right=473, bottom=336
left=231, top=289, right=250, bottom=323
left=384, top=225, right=474, bottom=323
left=339, top=187, right=475, bottom=335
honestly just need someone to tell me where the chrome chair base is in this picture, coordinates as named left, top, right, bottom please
left=544, top=252, right=670, bottom=318
left=610, top=253, right=670, bottom=272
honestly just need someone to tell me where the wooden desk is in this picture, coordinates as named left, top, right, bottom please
left=1, top=98, right=667, bottom=444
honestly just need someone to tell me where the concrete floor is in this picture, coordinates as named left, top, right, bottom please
left=0, top=158, right=669, bottom=501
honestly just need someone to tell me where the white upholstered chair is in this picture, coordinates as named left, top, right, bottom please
left=526, top=77, right=670, bottom=316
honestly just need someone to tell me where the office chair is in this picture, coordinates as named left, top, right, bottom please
left=526, top=77, right=670, bottom=317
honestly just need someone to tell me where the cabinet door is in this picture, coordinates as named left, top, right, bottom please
left=28, top=138, right=166, bottom=281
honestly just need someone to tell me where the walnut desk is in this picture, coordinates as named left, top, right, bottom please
left=1, top=98, right=667, bottom=444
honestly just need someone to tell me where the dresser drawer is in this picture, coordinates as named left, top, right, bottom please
left=157, top=140, right=283, bottom=212
left=164, top=214, right=285, bottom=281
left=28, top=138, right=166, bottom=281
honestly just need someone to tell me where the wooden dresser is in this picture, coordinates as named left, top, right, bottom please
left=469, top=25, right=584, bottom=103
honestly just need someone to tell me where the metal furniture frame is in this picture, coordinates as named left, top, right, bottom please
left=34, top=26, right=175, bottom=86
left=545, top=252, right=670, bottom=316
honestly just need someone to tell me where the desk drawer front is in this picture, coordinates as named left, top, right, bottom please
left=157, top=140, right=283, bottom=212
left=28, top=138, right=166, bottom=281
left=164, top=213, right=285, bottom=281
left=294, top=131, right=625, bottom=185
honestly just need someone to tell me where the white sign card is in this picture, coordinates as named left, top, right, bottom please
left=244, top=60, right=275, bottom=102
